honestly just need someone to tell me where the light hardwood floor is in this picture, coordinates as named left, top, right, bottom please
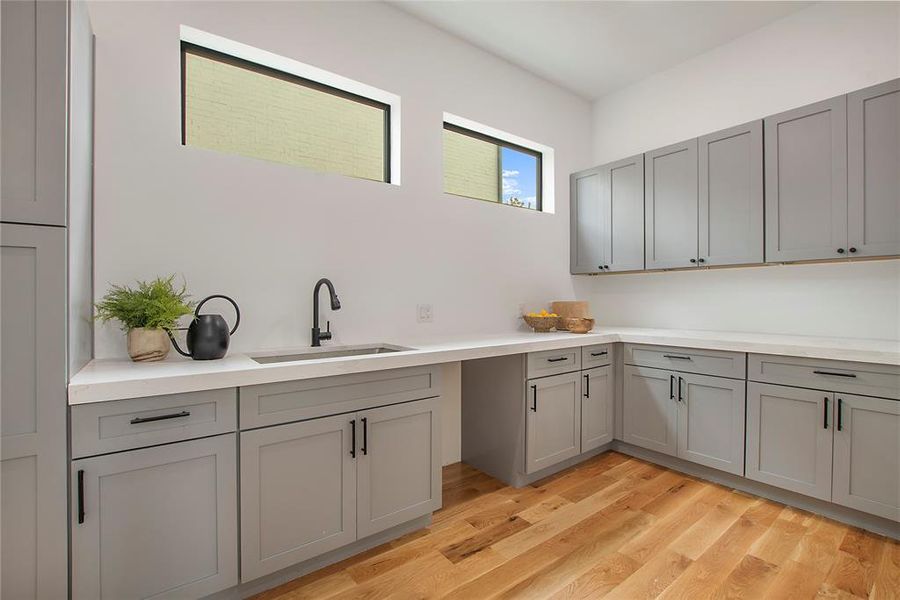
left=253, top=451, right=899, bottom=600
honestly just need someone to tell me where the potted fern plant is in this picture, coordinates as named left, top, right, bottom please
left=95, top=275, right=194, bottom=362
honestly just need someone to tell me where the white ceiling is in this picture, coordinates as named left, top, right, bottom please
left=392, top=1, right=812, bottom=100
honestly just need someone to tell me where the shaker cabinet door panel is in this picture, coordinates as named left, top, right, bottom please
left=71, top=435, right=238, bottom=600
left=570, top=168, right=605, bottom=274
left=526, top=372, right=581, bottom=473
left=746, top=383, right=833, bottom=501
left=832, top=393, right=900, bottom=521
left=581, top=366, right=614, bottom=452
left=765, top=96, right=848, bottom=262
left=645, top=139, right=698, bottom=269
left=240, top=415, right=357, bottom=582
left=699, top=121, right=764, bottom=266
left=676, top=372, right=746, bottom=475
left=623, top=366, right=678, bottom=456
left=607, top=154, right=645, bottom=271
left=848, top=78, right=900, bottom=258
left=357, top=397, right=441, bottom=538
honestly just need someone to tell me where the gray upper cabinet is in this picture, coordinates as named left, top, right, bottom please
left=525, top=372, right=581, bottom=473
left=848, top=78, right=900, bottom=258
left=645, top=139, right=699, bottom=269
left=623, top=366, right=678, bottom=456
left=1, top=223, right=67, bottom=600
left=746, top=382, right=834, bottom=501
left=240, top=414, right=357, bottom=582
left=832, top=394, right=900, bottom=522
left=570, top=154, right=644, bottom=274
left=581, top=365, right=614, bottom=452
left=1, top=0, right=68, bottom=226
left=698, top=121, right=764, bottom=266
left=357, top=398, right=441, bottom=538
left=765, top=96, right=848, bottom=262
left=71, top=434, right=239, bottom=600
left=675, top=372, right=745, bottom=476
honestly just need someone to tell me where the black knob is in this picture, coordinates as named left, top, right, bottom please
left=690, top=258, right=697, bottom=264
left=849, top=247, right=857, bottom=254
left=604, top=265, right=610, bottom=270
left=836, top=248, right=845, bottom=254
left=698, top=258, right=706, bottom=264
left=598, top=266, right=603, bottom=271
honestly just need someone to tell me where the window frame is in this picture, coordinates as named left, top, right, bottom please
left=179, top=26, right=401, bottom=185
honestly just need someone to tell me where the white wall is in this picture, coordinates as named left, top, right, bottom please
left=581, top=1, right=900, bottom=341
left=87, top=0, right=591, bottom=359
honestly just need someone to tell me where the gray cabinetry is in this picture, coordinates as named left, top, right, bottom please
left=848, top=78, right=900, bottom=258
left=676, top=372, right=745, bottom=476
left=832, top=393, right=900, bottom=522
left=71, top=434, right=239, bottom=600
left=526, top=372, right=581, bottom=473
left=698, top=120, right=764, bottom=266
left=645, top=139, right=699, bottom=269
left=623, top=365, right=678, bottom=456
left=765, top=96, right=848, bottom=262
left=581, top=366, right=614, bottom=452
left=1, top=223, right=67, bottom=600
left=570, top=167, right=604, bottom=273
left=746, top=383, right=834, bottom=501
left=357, top=398, right=441, bottom=538
left=240, top=414, right=357, bottom=581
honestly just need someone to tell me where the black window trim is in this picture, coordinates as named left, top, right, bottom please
left=442, top=122, right=543, bottom=211
left=180, top=41, right=392, bottom=184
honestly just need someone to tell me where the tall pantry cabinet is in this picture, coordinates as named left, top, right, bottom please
left=1, top=1, right=94, bottom=598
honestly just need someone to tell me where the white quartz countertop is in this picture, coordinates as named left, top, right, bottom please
left=68, top=327, right=900, bottom=405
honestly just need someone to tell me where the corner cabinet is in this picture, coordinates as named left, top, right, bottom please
left=581, top=365, right=614, bottom=452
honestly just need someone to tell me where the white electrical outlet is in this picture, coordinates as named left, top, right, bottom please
left=417, top=304, right=433, bottom=323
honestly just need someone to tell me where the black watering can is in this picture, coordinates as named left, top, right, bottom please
left=169, top=295, right=240, bottom=360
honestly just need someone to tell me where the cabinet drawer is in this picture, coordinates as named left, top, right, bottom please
left=527, top=347, right=582, bottom=379
left=240, top=366, right=441, bottom=429
left=582, top=344, right=612, bottom=369
left=625, top=344, right=745, bottom=379
left=748, top=354, right=900, bottom=400
left=71, top=389, right=237, bottom=458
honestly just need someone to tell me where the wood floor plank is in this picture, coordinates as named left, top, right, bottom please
left=765, top=558, right=829, bottom=600
left=604, top=548, right=693, bottom=600
left=440, top=515, right=532, bottom=564
left=545, top=552, right=642, bottom=600
left=824, top=529, right=886, bottom=598
left=869, top=537, right=900, bottom=600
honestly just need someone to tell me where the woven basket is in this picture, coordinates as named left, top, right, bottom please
left=522, top=315, right=557, bottom=332
left=561, top=317, right=595, bottom=334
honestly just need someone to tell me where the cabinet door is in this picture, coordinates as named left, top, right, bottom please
left=623, top=366, right=677, bottom=456
left=848, top=78, right=900, bottom=258
left=746, top=383, right=833, bottom=501
left=0, top=0, right=67, bottom=226
left=833, top=394, right=900, bottom=521
left=699, top=121, right=763, bottom=266
left=645, top=139, right=698, bottom=269
left=765, top=96, right=848, bottom=262
left=582, top=366, right=614, bottom=452
left=240, top=414, right=356, bottom=582
left=606, top=154, right=645, bottom=272
left=526, top=372, right=581, bottom=473
left=357, top=397, right=441, bottom=538
left=71, top=435, right=238, bottom=600
left=676, top=372, right=746, bottom=475
left=1, top=224, right=66, bottom=600
left=570, top=167, right=605, bottom=273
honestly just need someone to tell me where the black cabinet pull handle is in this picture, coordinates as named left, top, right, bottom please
left=590, top=351, right=608, bottom=357
left=837, top=399, right=843, bottom=431
left=77, top=470, right=85, bottom=524
left=678, top=377, right=684, bottom=402
left=130, top=410, right=190, bottom=425
left=837, top=248, right=845, bottom=254
left=669, top=375, right=674, bottom=400
left=361, top=417, right=368, bottom=455
left=813, top=370, right=857, bottom=378
left=531, top=385, right=538, bottom=412
left=350, top=419, right=356, bottom=458
left=584, top=374, right=590, bottom=398
left=663, top=354, right=692, bottom=360
left=547, top=357, right=568, bottom=363
left=849, top=247, right=857, bottom=254
left=823, top=397, right=829, bottom=429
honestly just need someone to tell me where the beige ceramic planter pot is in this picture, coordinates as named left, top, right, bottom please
left=127, top=327, right=170, bottom=362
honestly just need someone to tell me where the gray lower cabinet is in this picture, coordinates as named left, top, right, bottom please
left=71, top=434, right=239, bottom=600
left=676, top=372, right=745, bottom=476
left=622, top=366, right=678, bottom=456
left=746, top=383, right=834, bottom=501
left=1, top=223, right=67, bottom=600
left=645, top=139, right=699, bottom=269
left=240, top=414, right=357, bottom=582
left=832, top=393, right=900, bottom=522
left=848, top=78, right=900, bottom=258
left=764, top=96, right=848, bottom=262
left=526, top=372, right=581, bottom=473
left=581, top=366, right=614, bottom=452
left=698, top=120, right=764, bottom=266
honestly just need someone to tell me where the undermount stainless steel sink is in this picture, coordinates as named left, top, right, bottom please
left=250, top=343, right=413, bottom=364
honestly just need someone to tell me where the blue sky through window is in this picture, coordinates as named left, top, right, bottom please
left=501, top=147, right=538, bottom=210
